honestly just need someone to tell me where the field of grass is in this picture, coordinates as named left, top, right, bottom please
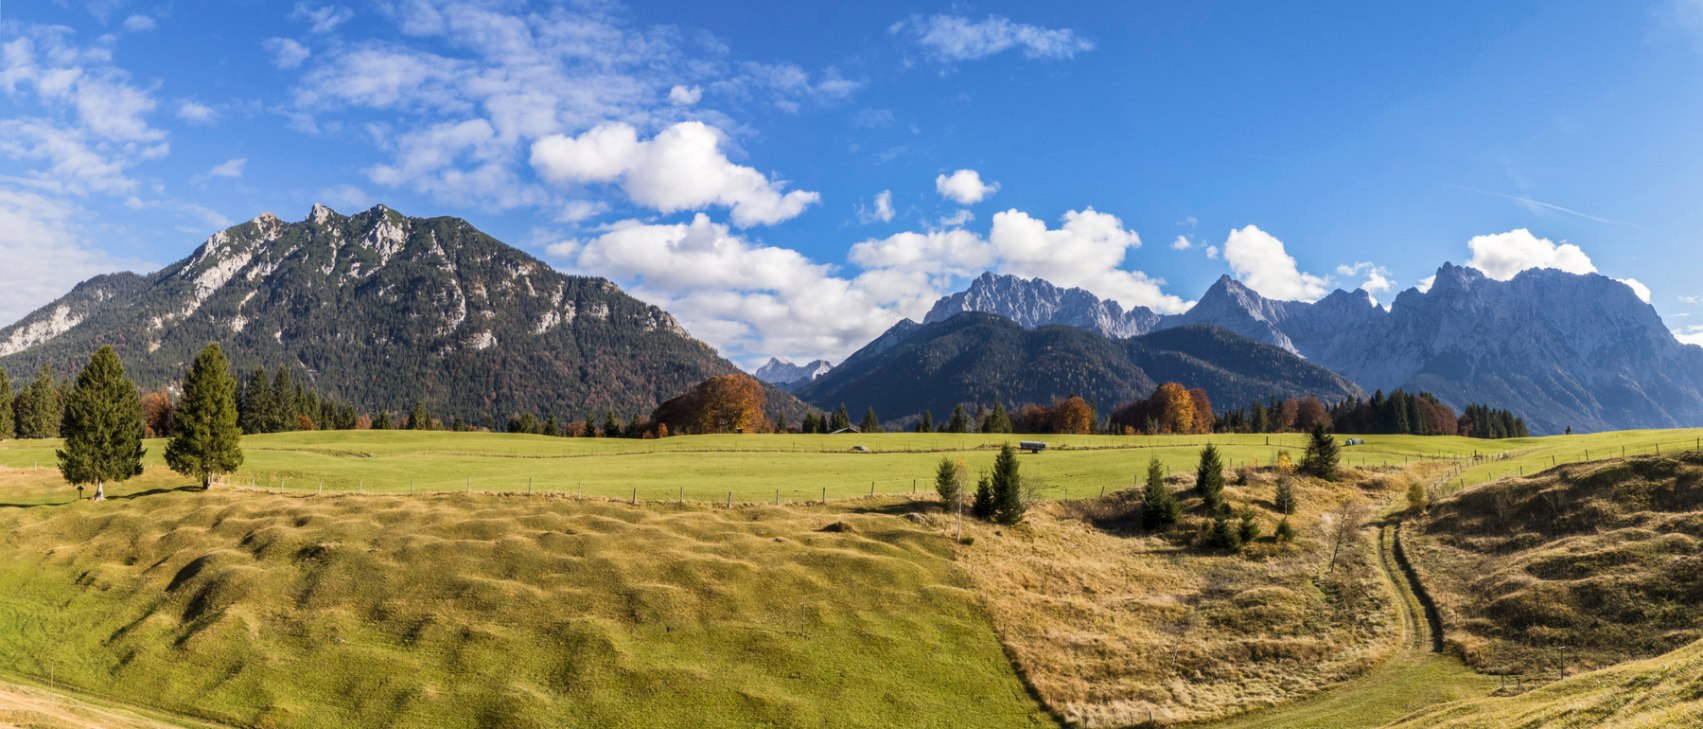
left=1, top=430, right=1521, bottom=504
left=0, top=468, right=1053, bottom=728
left=1389, top=637, right=1703, bottom=728
left=1433, top=428, right=1703, bottom=495
left=1405, top=450, right=1703, bottom=677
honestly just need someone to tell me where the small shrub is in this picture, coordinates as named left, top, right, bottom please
left=1275, top=516, right=1297, bottom=544
left=1237, top=505, right=1261, bottom=544
left=1275, top=477, right=1298, bottom=515
left=1406, top=480, right=1428, bottom=513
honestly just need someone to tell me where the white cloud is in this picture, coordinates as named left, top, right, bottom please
left=207, top=158, right=247, bottom=178
left=989, top=208, right=1189, bottom=314
left=667, top=84, right=701, bottom=105
left=893, top=14, right=1093, bottom=62
left=1336, top=261, right=1395, bottom=303
left=292, top=3, right=354, bottom=34
left=531, top=121, right=820, bottom=226
left=265, top=38, right=312, bottom=69
left=1222, top=225, right=1331, bottom=302
left=935, top=168, right=998, bottom=205
left=1464, top=228, right=1596, bottom=280
left=122, top=15, right=157, bottom=33
left=858, top=189, right=895, bottom=224
left=177, top=100, right=216, bottom=124
left=1206, top=245, right=1220, bottom=260
left=555, top=199, right=609, bottom=224
left=1170, top=235, right=1192, bottom=251
left=1618, top=277, right=1652, bottom=304
left=1417, top=275, right=1437, bottom=294
left=1675, top=324, right=1703, bottom=347
left=849, top=228, right=993, bottom=277
left=555, top=214, right=940, bottom=363
left=936, top=209, right=974, bottom=228
left=1681, top=295, right=1703, bottom=305
left=0, top=189, right=154, bottom=326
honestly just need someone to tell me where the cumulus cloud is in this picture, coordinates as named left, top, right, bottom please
left=1336, top=261, right=1395, bottom=303
left=934, top=168, right=998, bottom=205
left=989, top=208, right=1189, bottom=314
left=858, top=189, right=895, bottom=224
left=554, top=214, right=941, bottom=363
left=1170, top=235, right=1192, bottom=250
left=177, top=100, right=216, bottom=124
left=1417, top=275, right=1437, bottom=294
left=1222, top=225, right=1331, bottom=302
left=1464, top=228, right=1596, bottom=280
left=122, top=15, right=157, bottom=33
left=531, top=121, right=820, bottom=226
left=0, top=189, right=153, bottom=326
left=1675, top=324, right=1703, bottom=347
left=265, top=37, right=312, bottom=69
left=893, top=14, right=1093, bottom=62
left=667, top=84, right=701, bottom=105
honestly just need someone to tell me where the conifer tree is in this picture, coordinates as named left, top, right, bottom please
left=1196, top=444, right=1226, bottom=511
left=166, top=344, right=244, bottom=490
left=1141, top=456, right=1179, bottom=529
left=603, top=410, right=622, bottom=438
left=934, top=456, right=966, bottom=508
left=860, top=407, right=882, bottom=433
left=57, top=346, right=145, bottom=501
left=970, top=474, right=996, bottom=520
left=1237, top=504, right=1261, bottom=544
left=239, top=365, right=272, bottom=434
left=917, top=410, right=934, bottom=433
left=0, top=366, right=13, bottom=439
left=991, top=443, right=1025, bottom=524
left=271, top=367, right=297, bottom=431
left=14, top=363, right=63, bottom=438
left=410, top=400, right=432, bottom=430
left=374, top=411, right=391, bottom=430
left=1274, top=476, right=1297, bottom=515
left=1275, top=516, right=1297, bottom=544
left=982, top=402, right=1013, bottom=433
left=1302, top=423, right=1339, bottom=480
left=831, top=403, right=851, bottom=431
left=774, top=411, right=788, bottom=433
left=946, top=404, right=970, bottom=433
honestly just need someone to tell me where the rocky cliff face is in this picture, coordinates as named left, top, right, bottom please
left=754, top=357, right=834, bottom=387
left=923, top=272, right=1163, bottom=338
left=0, top=204, right=766, bottom=421
left=916, top=265, right=1703, bottom=433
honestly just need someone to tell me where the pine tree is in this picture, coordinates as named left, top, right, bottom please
left=982, top=402, right=1012, bottom=433
left=238, top=366, right=272, bottom=434
left=603, top=410, right=621, bottom=438
left=1196, top=444, right=1226, bottom=511
left=917, top=410, right=933, bottom=433
left=1275, top=516, right=1297, bottom=544
left=166, top=344, right=244, bottom=490
left=1274, top=477, right=1297, bottom=515
left=1141, top=456, right=1179, bottom=529
left=0, top=366, right=13, bottom=439
left=934, top=456, right=966, bottom=508
left=860, top=407, right=882, bottom=433
left=1237, top=504, right=1261, bottom=544
left=374, top=411, right=391, bottom=430
left=410, top=400, right=432, bottom=430
left=991, top=443, right=1025, bottom=524
left=831, top=403, right=851, bottom=431
left=971, top=475, right=995, bottom=520
left=57, top=346, right=145, bottom=501
left=774, top=411, right=789, bottom=433
left=1302, top=423, right=1339, bottom=480
left=1206, top=513, right=1243, bottom=552
left=14, top=363, right=63, bottom=438
left=271, top=367, right=297, bottom=431
left=543, top=415, right=559, bottom=437
left=946, top=404, right=970, bottom=433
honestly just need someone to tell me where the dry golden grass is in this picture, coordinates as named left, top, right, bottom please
left=0, top=678, right=193, bottom=729
left=1405, top=451, right=1703, bottom=678
left=957, top=466, right=1411, bottom=727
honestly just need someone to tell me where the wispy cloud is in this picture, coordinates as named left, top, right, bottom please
left=1449, top=185, right=1651, bottom=231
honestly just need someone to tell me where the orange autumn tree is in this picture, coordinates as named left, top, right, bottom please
left=1050, top=396, right=1096, bottom=434
left=1188, top=388, right=1215, bottom=435
left=140, top=390, right=176, bottom=438
left=653, top=374, right=768, bottom=435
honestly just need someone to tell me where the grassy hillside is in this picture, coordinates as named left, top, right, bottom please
left=1389, top=637, right=1703, bottom=728
left=1405, top=451, right=1703, bottom=676
left=0, top=469, right=1052, bottom=728
left=0, top=430, right=1525, bottom=503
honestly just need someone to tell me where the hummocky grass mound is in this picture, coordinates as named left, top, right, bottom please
left=1388, top=637, right=1703, bottom=728
left=0, top=469, right=1052, bottom=728
left=958, top=466, right=1409, bottom=727
left=1406, top=452, right=1703, bottom=677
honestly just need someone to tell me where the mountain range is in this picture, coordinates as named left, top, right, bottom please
left=0, top=205, right=805, bottom=423
left=793, top=313, right=1362, bottom=423
left=753, top=357, right=834, bottom=390
left=889, top=270, right=1703, bottom=433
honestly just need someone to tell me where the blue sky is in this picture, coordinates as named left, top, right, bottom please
left=5, top=1, right=1703, bottom=366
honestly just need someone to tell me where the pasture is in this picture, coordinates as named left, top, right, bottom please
left=0, top=429, right=1587, bottom=503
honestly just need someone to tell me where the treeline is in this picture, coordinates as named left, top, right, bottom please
left=1211, top=389, right=1528, bottom=440
left=237, top=365, right=363, bottom=433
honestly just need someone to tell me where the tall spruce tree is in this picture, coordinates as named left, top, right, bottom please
left=0, top=366, right=13, bottom=439
left=57, top=346, right=145, bottom=501
left=410, top=400, right=432, bottom=430
left=239, top=365, right=272, bottom=434
left=15, top=363, right=62, bottom=438
left=1141, top=456, right=1179, bottom=529
left=271, top=367, right=297, bottom=431
left=1196, top=444, right=1226, bottom=512
left=831, top=403, right=851, bottom=431
left=1274, top=476, right=1298, bottom=515
left=970, top=474, right=995, bottom=520
left=1302, top=423, right=1340, bottom=480
left=990, top=443, right=1025, bottom=525
left=860, top=407, right=882, bottom=433
left=982, top=402, right=1013, bottom=434
left=166, top=344, right=244, bottom=490
left=917, top=410, right=934, bottom=433
left=946, top=404, right=970, bottom=433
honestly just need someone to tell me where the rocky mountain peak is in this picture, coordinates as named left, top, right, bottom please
left=923, top=271, right=1161, bottom=338
left=754, top=357, right=835, bottom=387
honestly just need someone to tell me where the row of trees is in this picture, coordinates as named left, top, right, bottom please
left=54, top=344, right=244, bottom=499
left=1209, top=396, right=1334, bottom=434
left=1110, top=383, right=1215, bottom=435
left=933, top=443, right=1027, bottom=525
